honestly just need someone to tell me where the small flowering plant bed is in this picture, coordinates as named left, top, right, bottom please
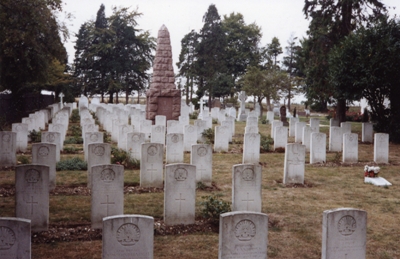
left=364, top=165, right=380, bottom=178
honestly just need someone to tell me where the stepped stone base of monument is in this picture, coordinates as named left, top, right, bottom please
left=146, top=88, right=181, bottom=122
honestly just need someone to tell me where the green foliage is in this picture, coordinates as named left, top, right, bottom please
left=64, top=136, right=83, bottom=144
left=70, top=110, right=80, bottom=123
left=56, top=157, right=87, bottom=171
left=111, top=147, right=140, bottom=169
left=73, top=5, right=156, bottom=102
left=62, top=146, right=79, bottom=154
left=261, top=117, right=268, bottom=124
left=70, top=125, right=82, bottom=137
left=18, top=156, right=30, bottom=165
left=200, top=194, right=231, bottom=224
left=260, top=134, right=274, bottom=153
left=28, top=130, right=41, bottom=143
left=201, top=128, right=215, bottom=144
left=212, top=118, right=218, bottom=124
left=189, top=112, right=199, bottom=120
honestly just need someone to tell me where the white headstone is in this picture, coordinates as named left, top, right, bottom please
left=164, top=164, right=196, bottom=226
left=289, top=117, right=299, bottom=137
left=283, top=143, right=306, bottom=184
left=167, top=120, right=182, bottom=134
left=118, top=124, right=134, bottom=151
left=151, top=125, right=166, bottom=144
left=0, top=217, right=31, bottom=259
left=232, top=164, right=262, bottom=212
left=330, top=118, right=340, bottom=127
left=84, top=132, right=104, bottom=161
left=0, top=131, right=17, bottom=167
left=310, top=118, right=320, bottom=132
left=362, top=122, right=373, bottom=143
left=127, top=133, right=146, bottom=161
left=32, top=143, right=57, bottom=191
left=341, top=122, right=352, bottom=134
left=243, top=133, right=260, bottom=164
left=302, top=125, right=312, bottom=152
left=329, top=126, right=343, bottom=152
left=140, top=143, right=164, bottom=188
left=219, top=211, right=268, bottom=259
left=221, top=120, right=233, bottom=142
left=343, top=133, right=358, bottom=163
left=244, top=126, right=258, bottom=134
left=15, top=164, right=49, bottom=232
left=12, top=123, right=28, bottom=152
left=214, top=126, right=229, bottom=152
left=295, top=122, right=306, bottom=143
left=155, top=115, right=167, bottom=127
left=374, top=133, right=389, bottom=164
left=322, top=208, right=367, bottom=259
left=274, top=126, right=288, bottom=150
left=91, top=164, right=124, bottom=229
left=166, top=133, right=184, bottom=163
left=271, top=120, right=283, bottom=139
left=266, top=111, right=274, bottom=124
left=87, top=143, right=111, bottom=187
left=310, top=133, right=326, bottom=164
left=190, top=144, right=212, bottom=186
left=194, top=120, right=206, bottom=142
left=41, top=132, right=61, bottom=161
left=183, top=125, right=197, bottom=152
left=102, top=214, right=154, bottom=259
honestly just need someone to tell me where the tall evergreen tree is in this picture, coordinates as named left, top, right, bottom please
left=196, top=4, right=227, bottom=108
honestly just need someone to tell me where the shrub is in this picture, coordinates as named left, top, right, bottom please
left=64, top=136, right=83, bottom=144
left=111, top=147, right=140, bottom=169
left=261, top=116, right=268, bottom=124
left=201, top=128, right=215, bottom=144
left=70, top=109, right=80, bottom=123
left=18, top=155, right=30, bottom=164
left=200, top=194, right=231, bottom=224
left=62, top=146, right=78, bottom=154
left=56, top=157, right=87, bottom=171
left=28, top=130, right=41, bottom=143
left=212, top=118, right=218, bottom=124
left=70, top=125, right=82, bottom=137
left=189, top=111, right=198, bottom=120
left=260, top=134, right=274, bottom=153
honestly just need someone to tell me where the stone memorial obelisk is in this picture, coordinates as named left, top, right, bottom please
left=146, top=25, right=181, bottom=123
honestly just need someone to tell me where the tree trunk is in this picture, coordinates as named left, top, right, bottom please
left=288, top=87, right=291, bottom=111
left=189, top=76, right=193, bottom=102
left=258, top=98, right=264, bottom=119
left=125, top=86, right=129, bottom=104
left=336, top=98, right=347, bottom=123
left=109, top=92, right=113, bottom=104
left=266, top=97, right=272, bottom=111
left=101, top=92, right=104, bottom=103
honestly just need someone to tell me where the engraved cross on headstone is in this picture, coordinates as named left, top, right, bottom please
left=101, top=195, right=115, bottom=216
left=241, top=192, right=254, bottom=210
left=175, top=193, right=186, bottom=213
left=59, top=92, right=64, bottom=108
left=197, top=165, right=207, bottom=179
left=147, top=163, right=158, bottom=182
left=27, top=196, right=38, bottom=215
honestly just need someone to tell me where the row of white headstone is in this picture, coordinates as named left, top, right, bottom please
left=1, top=207, right=368, bottom=259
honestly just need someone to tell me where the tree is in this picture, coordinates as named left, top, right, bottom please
left=196, top=4, right=227, bottom=108
left=242, top=66, right=288, bottom=117
left=222, top=12, right=262, bottom=94
left=266, top=37, right=283, bottom=68
left=282, top=35, right=303, bottom=111
left=72, top=5, right=155, bottom=104
left=302, top=0, right=387, bottom=122
left=0, top=0, right=67, bottom=118
left=176, top=30, right=199, bottom=104
left=329, top=17, right=400, bottom=142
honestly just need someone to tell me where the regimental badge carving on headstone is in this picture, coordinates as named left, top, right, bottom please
left=171, top=134, right=179, bottom=143
left=0, top=226, right=16, bottom=250
left=242, top=168, right=254, bottom=181
left=174, top=168, right=188, bottom=181
left=187, top=126, right=195, bottom=133
left=54, top=125, right=60, bottom=131
left=132, top=134, right=140, bottom=142
left=147, top=145, right=157, bottom=156
left=2, top=133, right=10, bottom=142
left=46, top=133, right=55, bottom=143
left=16, top=125, right=22, bottom=132
left=116, top=223, right=140, bottom=246
left=94, top=146, right=105, bottom=156
left=155, top=126, right=162, bottom=133
left=38, top=146, right=49, bottom=157
left=25, top=169, right=40, bottom=183
left=101, top=169, right=115, bottom=183
left=338, top=215, right=356, bottom=236
left=234, top=219, right=256, bottom=241
left=197, top=146, right=208, bottom=157
left=90, top=134, right=98, bottom=142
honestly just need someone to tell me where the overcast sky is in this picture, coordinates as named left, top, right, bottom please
left=60, top=0, right=399, bottom=67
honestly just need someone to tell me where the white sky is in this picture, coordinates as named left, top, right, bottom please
left=59, top=0, right=399, bottom=102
